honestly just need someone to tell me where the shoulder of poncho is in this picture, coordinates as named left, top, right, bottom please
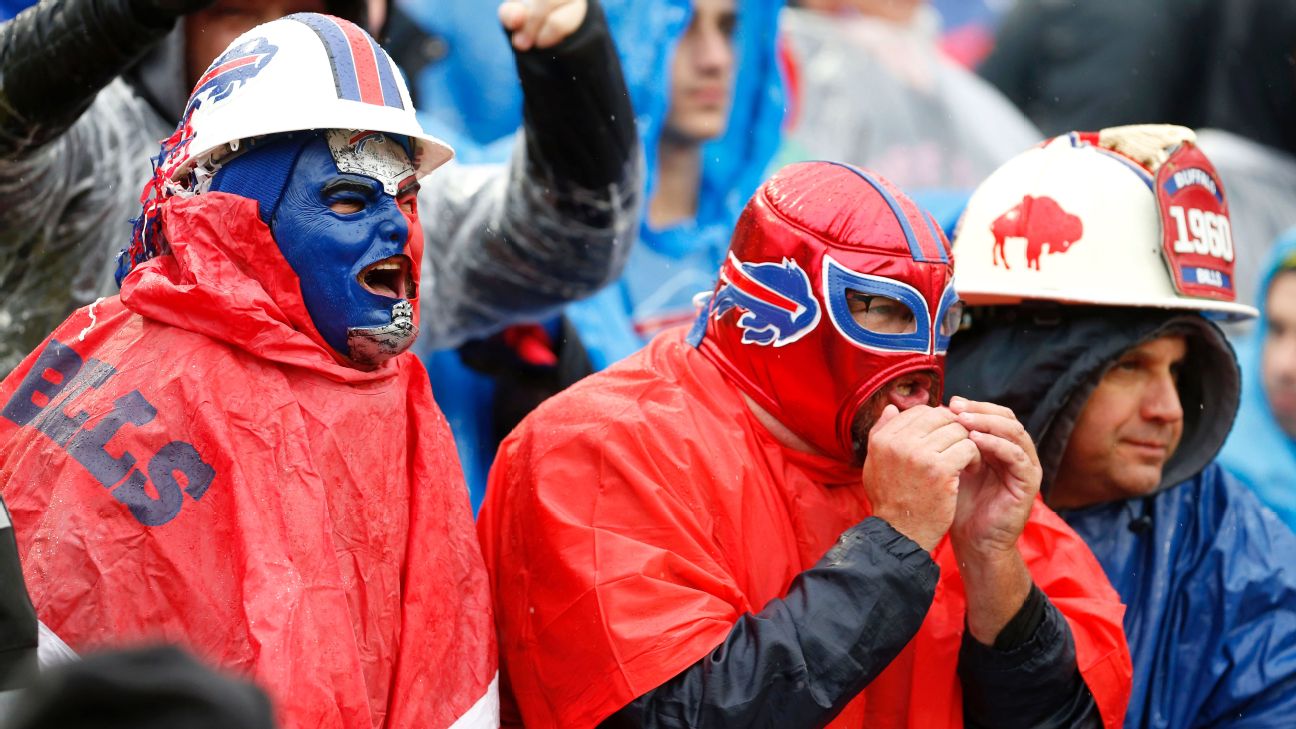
left=1156, top=466, right=1296, bottom=632
left=509, top=341, right=745, bottom=471
left=1181, top=465, right=1296, bottom=548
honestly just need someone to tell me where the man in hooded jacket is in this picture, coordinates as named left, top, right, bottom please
left=478, top=161, right=1132, bottom=729
left=0, top=15, right=497, bottom=729
left=0, top=0, right=638, bottom=376
left=946, top=125, right=1296, bottom=728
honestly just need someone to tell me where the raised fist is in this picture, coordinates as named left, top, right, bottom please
left=499, top=0, right=588, bottom=51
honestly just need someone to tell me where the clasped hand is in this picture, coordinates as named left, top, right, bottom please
left=861, top=397, right=1042, bottom=559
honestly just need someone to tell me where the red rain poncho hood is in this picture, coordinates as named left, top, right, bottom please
left=0, top=194, right=497, bottom=729
left=478, top=330, right=1131, bottom=728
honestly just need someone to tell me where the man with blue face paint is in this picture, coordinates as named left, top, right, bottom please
left=0, top=0, right=640, bottom=378
left=0, top=15, right=499, bottom=729
left=207, top=130, right=426, bottom=365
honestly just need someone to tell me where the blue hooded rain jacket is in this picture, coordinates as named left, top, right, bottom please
left=1219, top=231, right=1296, bottom=530
left=947, top=306, right=1296, bottom=728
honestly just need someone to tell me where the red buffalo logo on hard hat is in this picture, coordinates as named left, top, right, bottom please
left=991, top=195, right=1084, bottom=270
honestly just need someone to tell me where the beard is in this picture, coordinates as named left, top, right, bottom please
left=849, top=380, right=940, bottom=465
left=849, top=388, right=891, bottom=465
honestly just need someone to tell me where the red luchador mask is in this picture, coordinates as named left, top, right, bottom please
left=689, top=162, right=960, bottom=463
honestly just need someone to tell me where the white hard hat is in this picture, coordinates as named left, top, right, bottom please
left=161, top=12, right=453, bottom=184
left=952, top=126, right=1257, bottom=321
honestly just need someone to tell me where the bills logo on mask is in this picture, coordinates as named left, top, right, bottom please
left=326, top=130, right=415, bottom=196
left=702, top=253, right=821, bottom=347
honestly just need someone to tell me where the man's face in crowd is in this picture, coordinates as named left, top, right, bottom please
left=185, top=0, right=326, bottom=88
left=1262, top=271, right=1296, bottom=438
left=845, top=289, right=940, bottom=461
left=664, top=0, right=738, bottom=144
left=1050, top=335, right=1187, bottom=509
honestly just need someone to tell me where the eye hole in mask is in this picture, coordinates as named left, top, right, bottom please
left=846, top=291, right=918, bottom=334
left=824, top=254, right=932, bottom=353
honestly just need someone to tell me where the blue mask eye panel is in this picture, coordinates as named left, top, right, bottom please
left=934, top=282, right=962, bottom=355
left=823, top=255, right=931, bottom=353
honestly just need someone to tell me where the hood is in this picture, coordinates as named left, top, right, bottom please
left=1218, top=230, right=1296, bottom=512
left=1226, top=227, right=1296, bottom=428
left=945, top=305, right=1240, bottom=496
left=403, top=0, right=785, bottom=254
left=1245, top=229, right=1296, bottom=360
left=612, top=0, right=786, bottom=259
left=118, top=193, right=404, bottom=384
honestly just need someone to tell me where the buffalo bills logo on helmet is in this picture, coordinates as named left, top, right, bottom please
left=182, top=37, right=279, bottom=123
left=991, top=195, right=1084, bottom=271
left=707, top=253, right=821, bottom=347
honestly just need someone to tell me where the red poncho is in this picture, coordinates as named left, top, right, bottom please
left=479, top=330, right=1131, bottom=729
left=0, top=194, right=497, bottom=729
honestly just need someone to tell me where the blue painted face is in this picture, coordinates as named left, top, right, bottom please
left=268, top=134, right=421, bottom=365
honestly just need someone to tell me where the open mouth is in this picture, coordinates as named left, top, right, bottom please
left=886, top=373, right=935, bottom=410
left=357, top=255, right=415, bottom=300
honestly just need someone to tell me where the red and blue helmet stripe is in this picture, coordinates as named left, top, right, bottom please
left=290, top=13, right=404, bottom=110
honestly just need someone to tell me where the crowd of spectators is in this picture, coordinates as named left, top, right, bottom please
left=0, top=0, right=1294, bottom=727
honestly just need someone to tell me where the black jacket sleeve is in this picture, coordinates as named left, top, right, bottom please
left=511, top=0, right=636, bottom=193
left=958, top=584, right=1101, bottom=729
left=0, top=0, right=208, bottom=155
left=600, top=517, right=940, bottom=729
left=0, top=496, right=37, bottom=691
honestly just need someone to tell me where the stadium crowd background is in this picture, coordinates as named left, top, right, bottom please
left=1, top=0, right=1295, bottom=726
